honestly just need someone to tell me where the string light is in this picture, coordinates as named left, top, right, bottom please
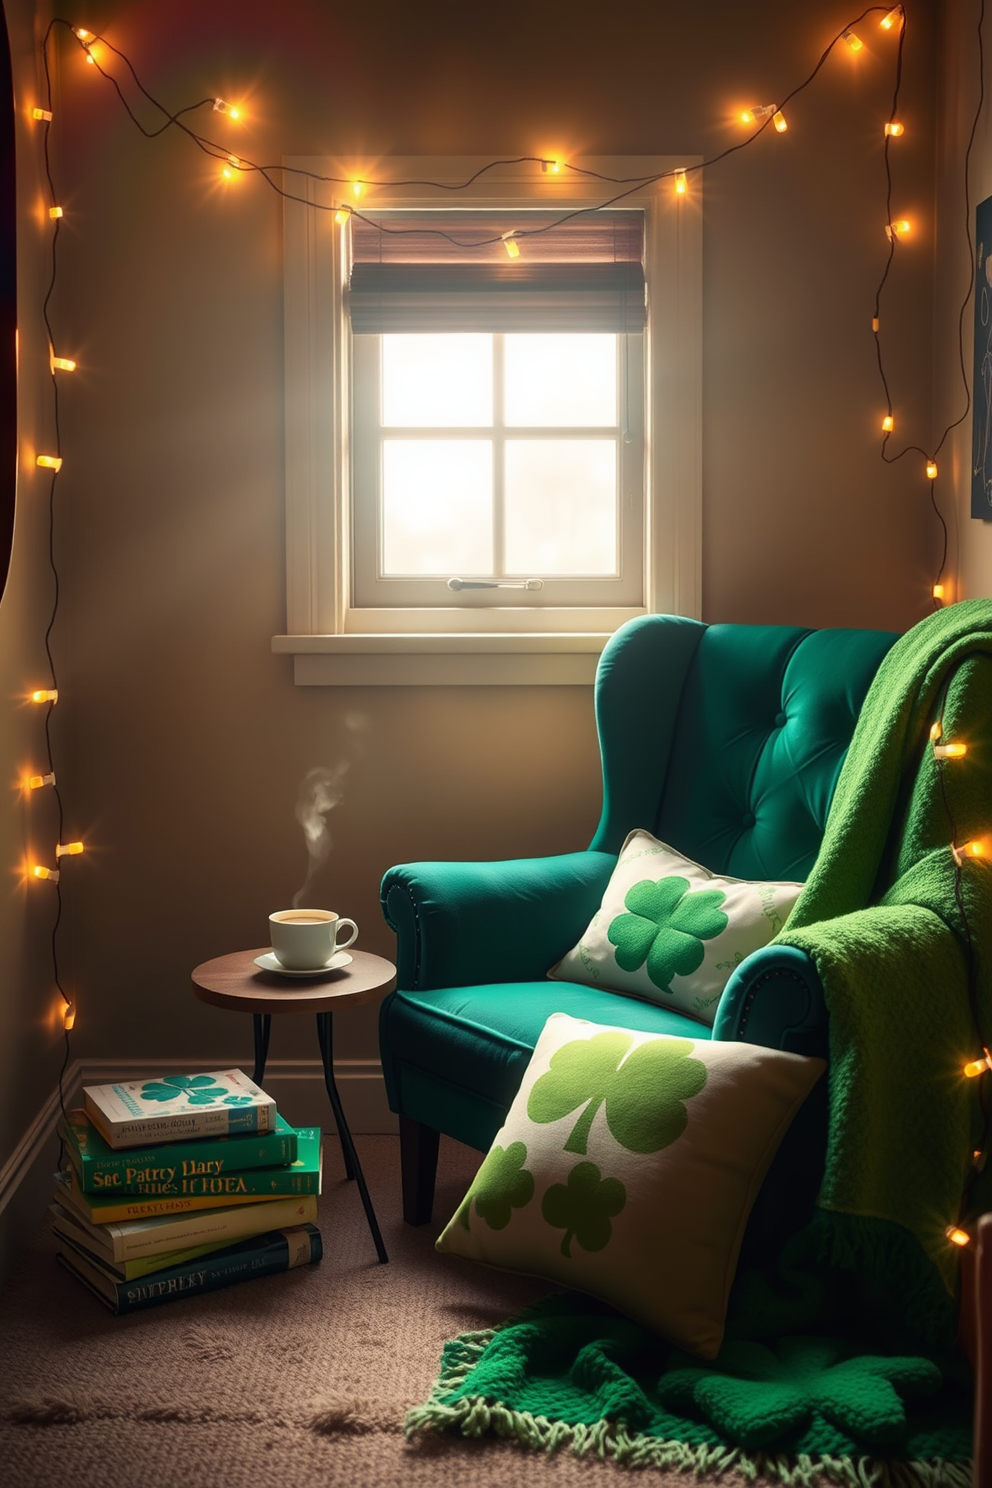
left=36, top=454, right=62, bottom=470
left=946, top=1225, right=971, bottom=1248
left=884, top=121, right=905, bottom=136
left=882, top=414, right=894, bottom=432
left=72, top=27, right=93, bottom=41
left=541, top=159, right=562, bottom=174
left=55, top=841, right=84, bottom=857
left=501, top=231, right=521, bottom=259
left=62, top=1001, right=76, bottom=1031
left=952, top=840, right=987, bottom=866
left=934, top=741, right=967, bottom=759
left=843, top=29, right=863, bottom=51
left=30, top=689, right=57, bottom=703
left=32, top=107, right=52, bottom=121
left=926, top=459, right=938, bottom=479
left=351, top=180, right=363, bottom=198
left=773, top=111, right=788, bottom=132
left=740, top=104, right=777, bottom=125
left=964, top=1050, right=992, bottom=1079
left=334, top=206, right=351, bottom=224
left=32, top=865, right=59, bottom=882
left=48, top=206, right=63, bottom=220
left=880, top=7, right=903, bottom=30
left=212, top=98, right=242, bottom=120
left=872, top=317, right=880, bottom=332
left=885, top=219, right=911, bottom=240
left=674, top=169, right=687, bottom=196
left=27, top=772, right=56, bottom=789
left=932, top=583, right=945, bottom=600
left=50, top=355, right=76, bottom=372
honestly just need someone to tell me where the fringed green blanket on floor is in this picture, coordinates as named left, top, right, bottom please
left=408, top=602, right=992, bottom=1485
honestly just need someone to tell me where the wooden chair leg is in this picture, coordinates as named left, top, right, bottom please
left=399, top=1115, right=440, bottom=1226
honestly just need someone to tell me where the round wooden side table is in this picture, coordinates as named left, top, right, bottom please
left=191, top=947, right=397, bottom=1264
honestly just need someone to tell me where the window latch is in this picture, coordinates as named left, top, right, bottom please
left=447, top=577, right=544, bottom=592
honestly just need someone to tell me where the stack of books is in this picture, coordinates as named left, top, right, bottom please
left=51, top=1068, right=323, bottom=1314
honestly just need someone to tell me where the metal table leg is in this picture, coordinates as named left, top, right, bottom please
left=316, top=1011, right=388, bottom=1264
left=252, top=1013, right=271, bottom=1087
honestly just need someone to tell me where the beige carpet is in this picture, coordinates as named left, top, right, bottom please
left=0, top=1135, right=755, bottom=1488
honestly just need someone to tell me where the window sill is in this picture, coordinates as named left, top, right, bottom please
left=271, top=632, right=612, bottom=685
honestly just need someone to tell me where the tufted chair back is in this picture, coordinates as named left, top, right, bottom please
left=590, top=616, right=898, bottom=878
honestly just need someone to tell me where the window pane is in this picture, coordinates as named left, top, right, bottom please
left=504, top=334, right=616, bottom=427
left=382, top=334, right=492, bottom=427
left=382, top=440, right=493, bottom=574
left=504, top=440, right=617, bottom=575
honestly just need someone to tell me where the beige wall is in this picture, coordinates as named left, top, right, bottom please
left=1, top=0, right=944, bottom=1224
left=936, top=0, right=992, bottom=600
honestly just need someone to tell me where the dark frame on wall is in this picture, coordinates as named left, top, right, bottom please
left=0, top=1, right=14, bottom=598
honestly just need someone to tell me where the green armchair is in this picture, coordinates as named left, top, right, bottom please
left=378, top=614, right=898, bottom=1229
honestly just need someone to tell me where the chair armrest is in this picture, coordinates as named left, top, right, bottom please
left=713, top=944, right=829, bottom=1058
left=380, top=851, right=616, bottom=991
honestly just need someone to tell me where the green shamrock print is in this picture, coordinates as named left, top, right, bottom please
left=608, top=876, right=728, bottom=992
left=527, top=1032, right=707, bottom=1155
left=223, top=1095, right=254, bottom=1106
left=459, top=1141, right=535, bottom=1231
left=658, top=1336, right=941, bottom=1450
left=139, top=1075, right=228, bottom=1105
left=541, top=1161, right=625, bottom=1257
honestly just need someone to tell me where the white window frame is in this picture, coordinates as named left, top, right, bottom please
left=275, top=156, right=702, bottom=686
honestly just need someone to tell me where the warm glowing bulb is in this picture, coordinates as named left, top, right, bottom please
left=953, top=839, right=987, bottom=865
left=926, top=460, right=938, bottom=479
left=930, top=722, right=943, bottom=742
left=881, top=7, right=903, bottom=30
left=334, top=206, right=351, bottom=224
left=62, top=1001, right=76, bottom=1031
left=674, top=169, right=687, bottom=196
left=28, top=772, right=56, bottom=789
left=31, top=689, right=57, bottom=703
left=843, top=29, right=863, bottom=51
left=73, top=27, right=93, bottom=41
left=885, top=122, right=904, bottom=137
left=351, top=181, right=363, bottom=198
left=32, top=108, right=52, bottom=122
left=934, top=742, right=967, bottom=759
left=882, top=414, right=894, bottom=432
left=221, top=166, right=235, bottom=181
left=741, top=104, right=775, bottom=125
left=946, top=1225, right=971, bottom=1247
left=36, top=454, right=62, bottom=471
left=55, top=841, right=84, bottom=857
left=541, top=158, right=562, bottom=174
left=51, top=356, right=76, bottom=372
left=212, top=98, right=242, bottom=118
left=773, top=111, right=787, bottom=133
left=933, top=583, right=945, bottom=600
left=502, top=232, right=521, bottom=259
left=33, top=865, right=59, bottom=882
left=49, top=206, right=63, bottom=220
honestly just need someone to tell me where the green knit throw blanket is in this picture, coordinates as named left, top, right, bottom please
left=408, top=601, right=992, bottom=1484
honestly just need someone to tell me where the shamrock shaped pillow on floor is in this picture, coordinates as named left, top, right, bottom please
left=436, top=1012, right=824, bottom=1359
left=550, top=829, right=804, bottom=1024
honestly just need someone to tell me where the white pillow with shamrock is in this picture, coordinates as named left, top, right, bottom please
left=436, top=1012, right=824, bottom=1358
left=550, top=829, right=804, bottom=1024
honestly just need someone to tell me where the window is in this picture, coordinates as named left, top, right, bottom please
left=277, top=158, right=701, bottom=685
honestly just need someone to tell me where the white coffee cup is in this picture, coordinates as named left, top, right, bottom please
left=268, top=908, right=358, bottom=970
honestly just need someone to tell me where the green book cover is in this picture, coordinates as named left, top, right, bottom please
left=49, top=1190, right=319, bottom=1263
left=57, top=1223, right=323, bottom=1313
left=61, top=1108, right=299, bottom=1193
left=51, top=1212, right=250, bottom=1280
left=60, top=1130, right=322, bottom=1223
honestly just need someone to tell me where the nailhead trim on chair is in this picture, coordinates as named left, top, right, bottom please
left=734, top=966, right=810, bottom=1043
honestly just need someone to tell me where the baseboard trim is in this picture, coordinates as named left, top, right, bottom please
left=0, top=1056, right=396, bottom=1292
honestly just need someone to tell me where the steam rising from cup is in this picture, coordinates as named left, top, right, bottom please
left=292, top=764, right=348, bottom=909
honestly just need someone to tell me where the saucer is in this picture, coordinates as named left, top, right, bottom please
left=254, top=950, right=353, bottom=977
